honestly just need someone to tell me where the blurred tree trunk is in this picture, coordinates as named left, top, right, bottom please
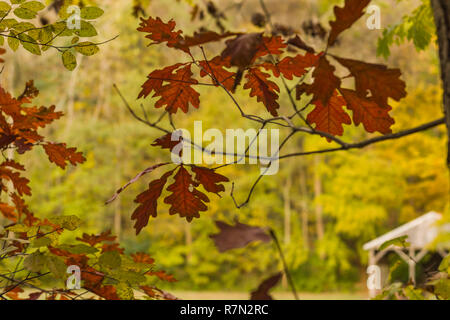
left=314, top=155, right=324, bottom=240
left=283, top=175, right=292, bottom=245
left=185, top=222, right=192, bottom=264
left=113, top=143, right=122, bottom=239
left=299, top=165, right=309, bottom=249
left=431, top=0, right=450, bottom=168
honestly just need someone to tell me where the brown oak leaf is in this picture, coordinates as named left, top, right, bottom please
left=334, top=56, right=407, bottom=108
left=244, top=68, right=280, bottom=116
left=191, top=166, right=229, bottom=196
left=340, top=88, right=395, bottom=134
left=328, top=0, right=371, bottom=46
left=250, top=273, right=282, bottom=300
left=132, top=169, right=174, bottom=235
left=42, top=143, right=86, bottom=169
left=164, top=166, right=209, bottom=222
left=306, top=90, right=351, bottom=137
left=153, top=65, right=200, bottom=114
left=209, top=219, right=271, bottom=252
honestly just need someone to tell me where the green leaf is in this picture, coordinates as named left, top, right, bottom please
left=6, top=223, right=30, bottom=233
left=74, top=20, right=97, bottom=37
left=403, top=285, right=425, bottom=300
left=20, top=1, right=45, bottom=12
left=434, top=278, right=450, bottom=300
left=80, top=7, right=104, bottom=20
left=24, top=251, right=47, bottom=273
left=11, top=0, right=26, bottom=4
left=0, top=1, right=11, bottom=11
left=0, top=19, right=18, bottom=30
left=13, top=7, right=37, bottom=19
left=439, top=254, right=450, bottom=272
left=116, top=282, right=134, bottom=300
left=47, top=255, right=67, bottom=279
left=7, top=34, right=19, bottom=51
left=50, top=215, right=82, bottom=231
left=31, top=236, right=52, bottom=248
left=18, top=33, right=41, bottom=55
left=99, top=251, right=121, bottom=269
left=74, top=41, right=99, bottom=56
left=62, top=50, right=77, bottom=71
left=379, top=235, right=410, bottom=251
left=51, top=21, right=73, bottom=37
left=113, top=270, right=146, bottom=285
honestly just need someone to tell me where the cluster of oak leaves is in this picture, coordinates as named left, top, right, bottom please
left=3, top=0, right=447, bottom=300
left=115, top=0, right=406, bottom=237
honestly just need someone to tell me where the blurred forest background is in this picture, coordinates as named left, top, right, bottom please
left=0, top=0, right=448, bottom=298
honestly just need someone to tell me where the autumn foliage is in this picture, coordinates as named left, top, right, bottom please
left=109, top=0, right=407, bottom=237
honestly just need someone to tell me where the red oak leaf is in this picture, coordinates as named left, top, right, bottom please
left=306, top=90, right=351, bottom=137
left=254, top=36, right=287, bottom=60
left=42, top=143, right=86, bottom=169
left=138, top=63, right=184, bottom=99
left=221, top=33, right=264, bottom=69
left=137, top=17, right=185, bottom=51
left=261, top=52, right=319, bottom=80
left=153, top=65, right=200, bottom=114
left=191, top=166, right=229, bottom=196
left=300, top=55, right=341, bottom=106
left=334, top=56, right=407, bottom=108
left=328, top=0, right=371, bottom=46
left=101, top=243, right=124, bottom=254
left=131, top=252, right=155, bottom=265
left=340, top=88, right=395, bottom=134
left=210, top=220, right=272, bottom=252
left=151, top=131, right=183, bottom=156
left=199, top=56, right=236, bottom=91
left=164, top=166, right=209, bottom=222
left=250, top=273, right=282, bottom=300
left=132, top=169, right=174, bottom=235
left=76, top=230, right=116, bottom=246
left=244, top=68, right=280, bottom=116
left=146, top=270, right=177, bottom=282
left=0, top=202, right=17, bottom=221
left=0, top=162, right=31, bottom=196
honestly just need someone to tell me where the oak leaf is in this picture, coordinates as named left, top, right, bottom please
left=340, top=88, right=395, bottom=134
left=253, top=36, right=287, bottom=60
left=138, top=63, right=184, bottom=99
left=209, top=219, right=271, bottom=252
left=191, top=166, right=229, bottom=196
left=137, top=17, right=184, bottom=50
left=199, top=56, right=236, bottom=91
left=305, top=55, right=341, bottom=106
left=76, top=230, right=116, bottom=246
left=334, top=56, right=407, bottom=108
left=306, top=90, right=351, bottom=137
left=132, top=169, right=174, bottom=235
left=153, top=65, right=200, bottom=114
left=42, top=143, right=86, bottom=169
left=221, top=33, right=264, bottom=69
left=328, top=0, right=371, bottom=46
left=164, top=166, right=209, bottom=222
left=250, top=273, right=282, bottom=300
left=244, top=68, right=280, bottom=116
left=262, top=52, right=319, bottom=80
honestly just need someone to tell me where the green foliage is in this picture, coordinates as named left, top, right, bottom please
left=0, top=0, right=105, bottom=69
left=377, top=0, right=435, bottom=59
